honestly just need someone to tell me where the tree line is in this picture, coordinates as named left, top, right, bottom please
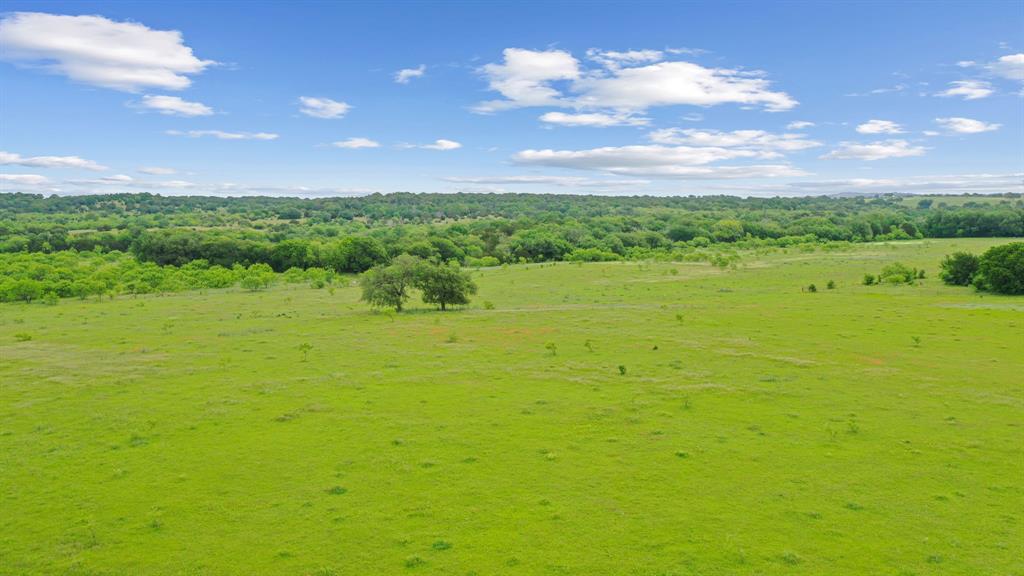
left=3, top=193, right=1021, bottom=273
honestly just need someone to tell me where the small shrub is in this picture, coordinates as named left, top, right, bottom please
left=483, top=300, right=495, bottom=310
left=879, top=262, right=916, bottom=284
left=826, top=280, right=835, bottom=290
left=14, top=333, right=32, bottom=342
left=863, top=274, right=876, bottom=286
left=544, top=342, right=557, bottom=356
left=431, top=540, right=452, bottom=551
left=618, top=365, right=627, bottom=376
left=807, top=284, right=817, bottom=293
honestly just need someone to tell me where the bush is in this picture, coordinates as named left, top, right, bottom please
left=863, top=274, right=876, bottom=286
left=879, top=262, right=917, bottom=284
left=565, top=248, right=622, bottom=262
left=975, top=242, right=1024, bottom=295
left=240, top=263, right=275, bottom=291
left=937, top=250, right=978, bottom=284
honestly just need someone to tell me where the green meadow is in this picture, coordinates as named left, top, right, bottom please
left=1, top=238, right=1021, bottom=575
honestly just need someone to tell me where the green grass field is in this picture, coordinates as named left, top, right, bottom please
left=1, top=238, right=1021, bottom=575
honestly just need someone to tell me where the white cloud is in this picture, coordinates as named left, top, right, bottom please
left=935, top=117, right=1001, bottom=133
left=394, top=65, right=426, bottom=84
left=298, top=96, right=351, bottom=119
left=956, top=60, right=976, bottom=68
left=138, top=166, right=176, bottom=175
left=0, top=173, right=50, bottom=185
left=573, top=61, right=797, bottom=112
left=786, top=121, right=815, bottom=129
left=475, top=47, right=797, bottom=114
left=421, top=139, right=462, bottom=150
left=938, top=80, right=993, bottom=100
left=647, top=128, right=820, bottom=155
left=0, top=12, right=214, bottom=91
left=786, top=173, right=1023, bottom=195
left=513, top=144, right=807, bottom=179
left=988, top=53, right=1024, bottom=82
left=166, top=130, right=278, bottom=140
left=443, top=175, right=648, bottom=188
left=136, top=94, right=213, bottom=116
left=0, top=150, right=107, bottom=171
left=474, top=48, right=580, bottom=113
left=922, top=130, right=940, bottom=137
left=332, top=137, right=380, bottom=149
left=539, top=111, right=649, bottom=127
left=68, top=174, right=195, bottom=189
left=821, top=140, right=926, bottom=161
left=586, top=48, right=664, bottom=68
left=856, top=119, right=904, bottom=134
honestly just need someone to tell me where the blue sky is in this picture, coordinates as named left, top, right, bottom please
left=1, top=1, right=1021, bottom=197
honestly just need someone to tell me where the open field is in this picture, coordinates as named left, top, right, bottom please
left=1, top=238, right=1021, bottom=575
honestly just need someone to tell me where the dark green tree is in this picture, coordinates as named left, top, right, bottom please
left=417, top=262, right=477, bottom=310
left=939, top=252, right=979, bottom=286
left=975, top=242, right=1024, bottom=295
left=359, top=254, right=422, bottom=311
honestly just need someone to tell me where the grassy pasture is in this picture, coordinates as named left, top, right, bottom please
left=0, top=238, right=1021, bottom=575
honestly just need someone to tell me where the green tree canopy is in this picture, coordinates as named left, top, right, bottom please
left=939, top=252, right=980, bottom=286
left=975, top=242, right=1024, bottom=295
left=417, top=262, right=477, bottom=311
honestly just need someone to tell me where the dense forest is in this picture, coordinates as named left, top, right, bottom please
left=1, top=191, right=1021, bottom=302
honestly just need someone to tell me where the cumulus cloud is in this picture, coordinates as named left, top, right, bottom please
left=298, top=96, right=351, bottom=119
left=475, top=47, right=796, bottom=115
left=332, top=137, right=380, bottom=149
left=474, top=48, right=580, bottom=113
left=821, top=140, right=926, bottom=161
left=937, top=80, right=993, bottom=100
left=647, top=128, right=820, bottom=155
left=786, top=121, right=815, bottom=129
left=539, top=111, right=649, bottom=127
left=0, top=150, right=107, bottom=171
left=0, top=12, right=214, bottom=91
left=988, top=53, right=1024, bottom=82
left=403, top=139, right=462, bottom=150
left=935, top=117, right=1001, bottom=133
left=166, top=129, right=278, bottom=140
left=573, top=61, right=797, bottom=112
left=394, top=65, right=426, bottom=84
left=138, top=166, right=176, bottom=175
left=136, top=94, right=213, bottom=116
left=855, top=119, right=904, bottom=134
left=513, top=144, right=807, bottom=179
